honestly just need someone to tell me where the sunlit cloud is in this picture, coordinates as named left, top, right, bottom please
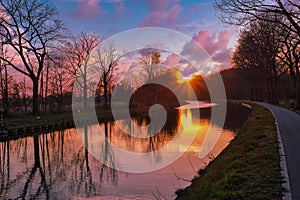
left=140, top=0, right=183, bottom=27
left=163, top=53, right=181, bottom=68
left=70, top=0, right=104, bottom=20
left=181, top=29, right=233, bottom=72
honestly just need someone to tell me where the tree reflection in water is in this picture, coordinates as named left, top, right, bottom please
left=0, top=110, right=180, bottom=199
left=0, top=106, right=242, bottom=199
left=0, top=128, right=113, bottom=199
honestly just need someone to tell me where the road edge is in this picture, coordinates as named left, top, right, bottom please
left=259, top=103, right=292, bottom=200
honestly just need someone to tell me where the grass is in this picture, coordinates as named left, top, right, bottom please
left=3, top=112, right=73, bottom=130
left=2, top=106, right=149, bottom=130
left=3, top=109, right=112, bottom=130
left=176, top=104, right=285, bottom=200
left=279, top=103, right=300, bottom=115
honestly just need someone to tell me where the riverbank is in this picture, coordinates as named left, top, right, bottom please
left=1, top=107, right=149, bottom=140
left=176, top=103, right=284, bottom=199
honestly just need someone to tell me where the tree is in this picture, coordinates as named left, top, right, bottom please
left=276, top=25, right=300, bottom=107
left=19, top=77, right=29, bottom=114
left=94, top=42, right=123, bottom=108
left=214, top=0, right=300, bottom=37
left=215, top=0, right=300, bottom=107
left=0, top=0, right=65, bottom=114
left=0, top=52, right=9, bottom=114
left=0, top=66, right=14, bottom=113
left=47, top=51, right=74, bottom=113
left=0, top=24, right=10, bottom=114
left=64, top=32, right=99, bottom=110
left=139, top=50, right=164, bottom=81
left=232, top=18, right=283, bottom=103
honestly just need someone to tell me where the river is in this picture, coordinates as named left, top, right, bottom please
left=0, top=103, right=250, bottom=199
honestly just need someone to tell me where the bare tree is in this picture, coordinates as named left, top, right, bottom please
left=139, top=50, right=164, bottom=81
left=0, top=25, right=10, bottom=114
left=0, top=62, right=8, bottom=114
left=18, top=77, right=29, bottom=114
left=276, top=25, right=300, bottom=107
left=0, top=0, right=65, bottom=114
left=94, top=42, right=123, bottom=108
left=232, top=18, right=284, bottom=103
left=64, top=32, right=99, bottom=110
left=47, top=51, right=74, bottom=113
left=215, top=0, right=300, bottom=108
left=0, top=66, right=14, bottom=113
left=214, top=0, right=300, bottom=37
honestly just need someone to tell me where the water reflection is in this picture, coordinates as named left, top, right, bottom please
left=0, top=107, right=242, bottom=199
left=107, top=110, right=179, bottom=153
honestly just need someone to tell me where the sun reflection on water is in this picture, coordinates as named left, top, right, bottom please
left=0, top=107, right=238, bottom=200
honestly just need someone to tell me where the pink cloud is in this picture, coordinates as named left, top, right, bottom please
left=213, top=48, right=232, bottom=62
left=181, top=29, right=233, bottom=72
left=140, top=1, right=182, bottom=27
left=212, top=48, right=232, bottom=69
left=163, top=53, right=181, bottom=68
left=193, top=29, right=231, bottom=55
left=145, top=0, right=174, bottom=11
left=71, top=0, right=103, bottom=20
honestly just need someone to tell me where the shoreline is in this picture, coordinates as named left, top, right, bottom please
left=176, top=103, right=284, bottom=199
left=0, top=107, right=150, bottom=141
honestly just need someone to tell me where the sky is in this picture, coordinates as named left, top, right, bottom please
left=53, top=0, right=237, bottom=77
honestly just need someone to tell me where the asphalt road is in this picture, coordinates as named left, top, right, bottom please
left=259, top=103, right=300, bottom=200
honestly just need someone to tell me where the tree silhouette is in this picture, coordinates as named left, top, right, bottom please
left=139, top=50, right=165, bottom=81
left=93, top=42, right=123, bottom=108
left=64, top=32, right=99, bottom=110
left=214, top=0, right=300, bottom=107
left=0, top=0, right=65, bottom=114
left=214, top=0, right=300, bottom=36
left=232, top=17, right=283, bottom=103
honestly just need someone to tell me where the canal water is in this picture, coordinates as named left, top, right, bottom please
left=0, top=103, right=250, bottom=199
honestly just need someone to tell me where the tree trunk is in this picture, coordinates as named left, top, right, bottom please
left=295, top=74, right=300, bottom=109
left=3, top=66, right=8, bottom=114
left=104, top=84, right=108, bottom=109
left=32, top=78, right=39, bottom=115
left=103, top=77, right=108, bottom=109
left=23, top=78, right=27, bottom=114
left=83, top=77, right=88, bottom=110
left=59, top=79, right=63, bottom=113
left=40, top=74, right=44, bottom=113
left=44, top=65, right=49, bottom=113
left=272, top=79, right=279, bottom=104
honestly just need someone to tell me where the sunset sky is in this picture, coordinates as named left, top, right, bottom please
left=53, top=0, right=237, bottom=75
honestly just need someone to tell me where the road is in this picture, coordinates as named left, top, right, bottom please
left=259, top=103, right=300, bottom=200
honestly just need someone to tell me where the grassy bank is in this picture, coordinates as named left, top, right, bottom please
left=3, top=109, right=112, bottom=130
left=176, top=104, right=284, bottom=199
left=2, top=107, right=150, bottom=130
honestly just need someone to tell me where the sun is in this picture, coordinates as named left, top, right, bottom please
left=173, top=68, right=194, bottom=83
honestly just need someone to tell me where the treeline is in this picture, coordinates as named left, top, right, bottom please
left=0, top=0, right=122, bottom=115
left=2, top=0, right=299, bottom=116
left=216, top=68, right=293, bottom=103
left=214, top=0, right=300, bottom=108
left=0, top=0, right=180, bottom=116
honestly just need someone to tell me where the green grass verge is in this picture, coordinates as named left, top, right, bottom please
left=2, top=107, right=149, bottom=130
left=3, top=112, right=73, bottom=130
left=3, top=109, right=112, bottom=130
left=176, top=104, right=284, bottom=200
